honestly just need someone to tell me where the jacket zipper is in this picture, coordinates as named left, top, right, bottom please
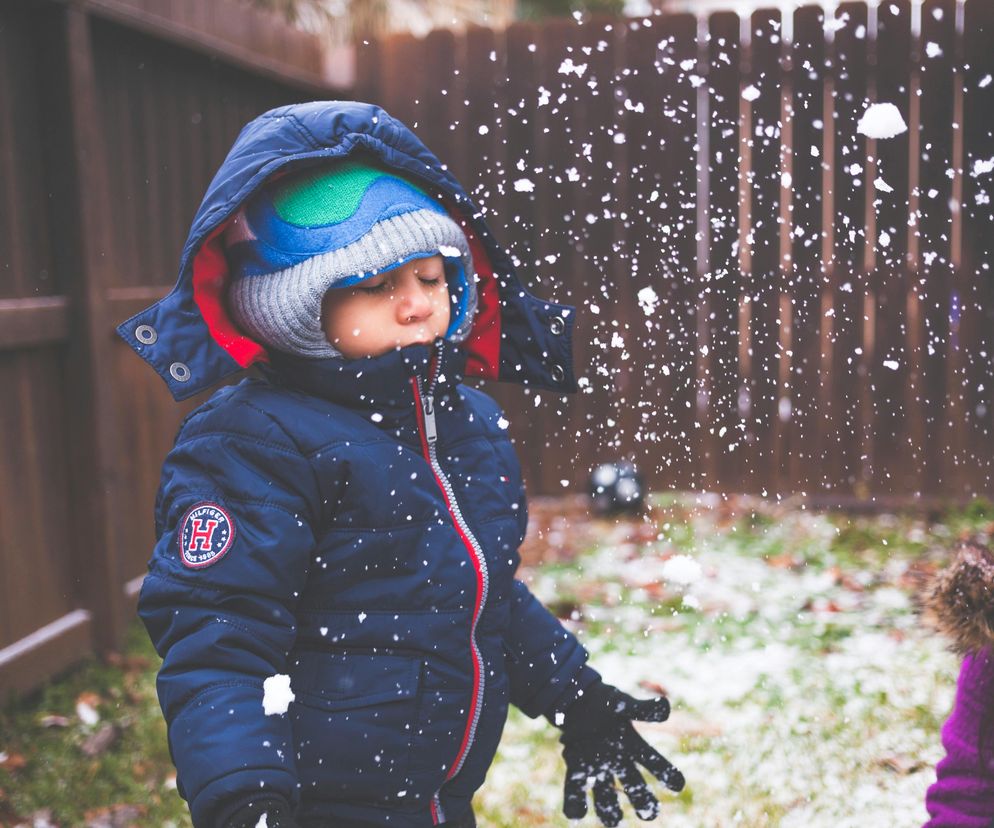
left=411, top=345, right=489, bottom=825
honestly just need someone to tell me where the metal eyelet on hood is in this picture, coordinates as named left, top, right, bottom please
left=169, top=362, right=191, bottom=382
left=135, top=324, right=158, bottom=345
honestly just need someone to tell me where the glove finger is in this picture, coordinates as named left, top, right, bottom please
left=628, top=694, right=671, bottom=723
left=592, top=772, right=623, bottom=828
left=615, top=759, right=660, bottom=820
left=604, top=686, right=670, bottom=723
left=636, top=740, right=686, bottom=792
left=563, top=763, right=590, bottom=820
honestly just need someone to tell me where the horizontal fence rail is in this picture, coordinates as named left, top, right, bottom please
left=361, top=0, right=994, bottom=501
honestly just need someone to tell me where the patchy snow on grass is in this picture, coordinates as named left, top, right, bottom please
left=480, top=497, right=963, bottom=827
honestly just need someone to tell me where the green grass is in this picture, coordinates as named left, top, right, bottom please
left=0, top=624, right=189, bottom=827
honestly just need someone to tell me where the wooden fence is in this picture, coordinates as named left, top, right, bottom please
left=358, top=1, right=994, bottom=504
left=0, top=0, right=337, bottom=696
left=2, top=0, right=993, bottom=697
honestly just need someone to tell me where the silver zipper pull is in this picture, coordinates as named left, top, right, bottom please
left=423, top=394, right=438, bottom=444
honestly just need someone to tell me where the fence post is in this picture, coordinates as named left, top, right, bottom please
left=47, top=3, right=127, bottom=653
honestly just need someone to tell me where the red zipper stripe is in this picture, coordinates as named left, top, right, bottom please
left=411, top=377, right=487, bottom=793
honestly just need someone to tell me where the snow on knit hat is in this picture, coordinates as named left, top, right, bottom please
left=224, top=160, right=477, bottom=359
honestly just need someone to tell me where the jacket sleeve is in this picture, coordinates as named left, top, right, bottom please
left=138, top=401, right=320, bottom=828
left=503, top=578, right=601, bottom=718
left=924, top=650, right=994, bottom=828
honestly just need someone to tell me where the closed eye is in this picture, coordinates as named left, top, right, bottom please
left=357, top=280, right=390, bottom=294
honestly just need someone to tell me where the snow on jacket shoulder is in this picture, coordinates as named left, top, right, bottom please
left=124, top=101, right=597, bottom=828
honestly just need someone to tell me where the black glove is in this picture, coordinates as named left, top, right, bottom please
left=224, top=798, right=302, bottom=828
left=557, top=681, right=685, bottom=826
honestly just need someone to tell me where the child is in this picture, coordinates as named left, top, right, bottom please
left=923, top=540, right=994, bottom=827
left=119, top=101, right=684, bottom=828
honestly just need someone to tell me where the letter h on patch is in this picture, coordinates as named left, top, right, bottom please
left=179, top=502, right=235, bottom=569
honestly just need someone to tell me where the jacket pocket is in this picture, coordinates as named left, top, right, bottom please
left=290, top=651, right=423, bottom=808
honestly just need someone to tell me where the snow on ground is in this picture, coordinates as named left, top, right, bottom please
left=477, top=495, right=967, bottom=827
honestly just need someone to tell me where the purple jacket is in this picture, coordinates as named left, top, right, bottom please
left=924, top=542, right=994, bottom=828
left=925, top=651, right=994, bottom=827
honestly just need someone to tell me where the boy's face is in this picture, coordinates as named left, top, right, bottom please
left=321, top=255, right=451, bottom=359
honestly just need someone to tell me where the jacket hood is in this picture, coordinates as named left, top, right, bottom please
left=116, top=100, right=577, bottom=401
left=925, top=540, right=994, bottom=655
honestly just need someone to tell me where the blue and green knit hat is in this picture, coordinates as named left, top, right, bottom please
left=224, top=160, right=477, bottom=358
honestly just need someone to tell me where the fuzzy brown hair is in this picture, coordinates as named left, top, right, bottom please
left=925, top=540, right=994, bottom=655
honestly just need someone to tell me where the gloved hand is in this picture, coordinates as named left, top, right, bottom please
left=223, top=797, right=302, bottom=828
left=557, top=680, right=685, bottom=826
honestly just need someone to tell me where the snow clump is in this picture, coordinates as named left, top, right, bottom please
left=262, top=674, right=295, bottom=716
left=857, top=103, right=907, bottom=140
left=660, top=554, right=703, bottom=586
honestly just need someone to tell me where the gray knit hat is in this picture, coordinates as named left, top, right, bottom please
left=224, top=160, right=477, bottom=358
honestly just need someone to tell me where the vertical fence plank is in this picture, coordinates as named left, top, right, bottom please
left=421, top=28, right=465, bottom=181
left=742, top=9, right=784, bottom=496
left=570, top=18, right=631, bottom=489
left=826, top=2, right=870, bottom=496
left=785, top=5, right=827, bottom=494
left=501, top=22, right=545, bottom=489
left=51, top=6, right=126, bottom=651
left=869, top=0, right=913, bottom=495
left=915, top=0, right=957, bottom=495
left=959, top=0, right=994, bottom=494
left=701, top=11, right=742, bottom=493
left=622, top=14, right=698, bottom=491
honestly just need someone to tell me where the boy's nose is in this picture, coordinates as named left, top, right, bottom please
left=397, top=285, right=433, bottom=323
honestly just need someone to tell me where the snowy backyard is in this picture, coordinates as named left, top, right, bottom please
left=4, top=493, right=989, bottom=827
left=476, top=494, right=978, bottom=828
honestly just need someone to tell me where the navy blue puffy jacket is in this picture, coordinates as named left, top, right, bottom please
left=120, top=101, right=599, bottom=827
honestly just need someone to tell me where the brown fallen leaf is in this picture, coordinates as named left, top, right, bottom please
left=878, top=754, right=925, bottom=775
left=0, top=751, right=27, bottom=771
left=80, top=724, right=119, bottom=757
left=637, top=679, right=670, bottom=697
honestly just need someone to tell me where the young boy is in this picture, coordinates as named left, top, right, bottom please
left=120, top=100, right=683, bottom=828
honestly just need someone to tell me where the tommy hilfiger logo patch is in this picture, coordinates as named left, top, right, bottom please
left=179, top=502, right=235, bottom=569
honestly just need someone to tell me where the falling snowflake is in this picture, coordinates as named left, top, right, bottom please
left=874, top=176, right=894, bottom=193
left=637, top=286, right=660, bottom=316
left=973, top=157, right=994, bottom=177
left=742, top=85, right=760, bottom=102
left=513, top=178, right=535, bottom=193
left=558, top=58, right=588, bottom=77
